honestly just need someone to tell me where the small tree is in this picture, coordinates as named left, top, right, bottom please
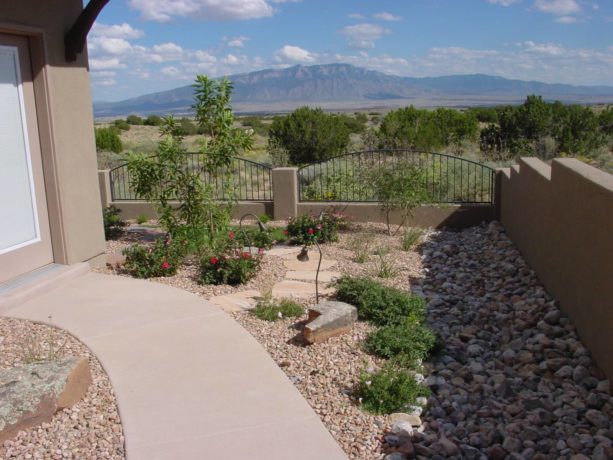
left=144, top=114, right=163, bottom=126
left=367, top=162, right=431, bottom=236
left=95, top=127, right=123, bottom=153
left=126, top=75, right=253, bottom=252
left=126, top=114, right=144, bottom=125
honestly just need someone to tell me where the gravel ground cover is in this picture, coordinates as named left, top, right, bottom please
left=0, top=318, right=125, bottom=460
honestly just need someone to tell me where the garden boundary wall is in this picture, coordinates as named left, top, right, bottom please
left=98, top=168, right=494, bottom=229
left=499, top=158, right=613, bottom=380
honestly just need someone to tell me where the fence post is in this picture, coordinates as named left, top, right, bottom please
left=98, top=169, right=112, bottom=209
left=494, top=169, right=504, bottom=221
left=272, top=167, right=298, bottom=220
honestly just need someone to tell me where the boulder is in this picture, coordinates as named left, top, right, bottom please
left=303, top=301, right=357, bottom=344
left=0, top=356, right=91, bottom=442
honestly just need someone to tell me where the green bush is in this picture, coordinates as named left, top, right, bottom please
left=372, top=248, right=399, bottom=279
left=285, top=212, right=347, bottom=245
left=103, top=205, right=126, bottom=239
left=144, top=114, right=163, bottom=126
left=356, top=364, right=430, bottom=414
left=126, top=114, right=143, bottom=125
left=122, top=237, right=184, bottom=278
left=334, top=276, right=426, bottom=326
left=252, top=296, right=304, bottom=321
left=136, top=214, right=148, bottom=225
left=347, top=233, right=373, bottom=263
left=363, top=317, right=436, bottom=365
left=112, top=119, right=131, bottom=131
left=401, top=227, right=423, bottom=251
left=95, top=127, right=123, bottom=153
left=268, top=107, right=350, bottom=164
left=199, top=248, right=262, bottom=285
left=234, top=226, right=275, bottom=250
left=179, top=117, right=198, bottom=135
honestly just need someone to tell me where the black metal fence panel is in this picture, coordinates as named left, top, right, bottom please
left=109, top=154, right=273, bottom=202
left=297, top=150, right=495, bottom=204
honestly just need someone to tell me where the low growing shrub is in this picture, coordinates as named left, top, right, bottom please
left=286, top=212, right=348, bottom=245
left=334, top=276, right=426, bottom=325
left=103, top=205, right=126, bottom=239
left=95, top=127, right=122, bottom=153
left=348, top=233, right=373, bottom=263
left=200, top=248, right=262, bottom=285
left=401, top=227, right=424, bottom=251
left=122, top=237, right=183, bottom=278
left=372, top=248, right=399, bottom=279
left=136, top=214, right=148, bottom=225
left=252, top=296, right=304, bottom=321
left=356, top=364, right=430, bottom=414
left=363, top=318, right=436, bottom=365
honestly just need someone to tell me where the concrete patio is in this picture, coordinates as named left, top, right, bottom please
left=1, top=268, right=347, bottom=460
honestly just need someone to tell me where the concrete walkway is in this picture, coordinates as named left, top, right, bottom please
left=3, top=271, right=347, bottom=460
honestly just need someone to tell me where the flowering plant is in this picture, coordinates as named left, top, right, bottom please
left=122, top=235, right=183, bottom=278
left=285, top=212, right=348, bottom=245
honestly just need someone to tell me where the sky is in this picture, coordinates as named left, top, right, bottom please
left=90, top=0, right=613, bottom=101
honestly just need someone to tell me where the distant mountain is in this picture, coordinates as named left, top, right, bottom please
left=93, top=63, right=613, bottom=117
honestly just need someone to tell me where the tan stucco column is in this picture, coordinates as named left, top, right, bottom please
left=272, top=168, right=298, bottom=220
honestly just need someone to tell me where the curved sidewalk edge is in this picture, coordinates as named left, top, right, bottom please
left=4, top=272, right=347, bottom=460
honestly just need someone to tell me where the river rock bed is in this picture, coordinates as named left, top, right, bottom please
left=403, top=222, right=613, bottom=459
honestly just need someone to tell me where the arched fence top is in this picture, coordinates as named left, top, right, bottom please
left=297, top=149, right=496, bottom=204
left=109, top=153, right=273, bottom=202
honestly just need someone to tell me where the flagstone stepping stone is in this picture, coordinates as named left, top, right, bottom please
left=303, top=301, right=357, bottom=344
left=266, top=246, right=300, bottom=257
left=209, top=290, right=261, bottom=313
left=283, top=258, right=336, bottom=272
left=277, top=250, right=321, bottom=260
left=285, top=271, right=341, bottom=282
left=271, top=280, right=333, bottom=299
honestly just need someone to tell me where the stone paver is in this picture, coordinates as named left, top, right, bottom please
left=3, top=272, right=347, bottom=460
left=272, top=280, right=334, bottom=299
left=283, top=258, right=336, bottom=272
left=266, top=246, right=300, bottom=257
left=209, top=290, right=261, bottom=313
left=285, top=271, right=341, bottom=282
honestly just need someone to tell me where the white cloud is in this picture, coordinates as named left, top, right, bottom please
left=373, top=12, right=402, bottom=21
left=128, top=0, right=275, bottom=22
left=97, top=38, right=133, bottom=55
left=91, top=22, right=144, bottom=39
left=534, top=0, right=581, bottom=15
left=273, top=45, right=316, bottom=63
left=89, top=57, right=126, bottom=70
left=160, top=66, right=182, bottom=77
left=225, top=36, right=249, bottom=48
left=487, top=0, right=520, bottom=5
left=223, top=54, right=240, bottom=64
left=340, top=23, right=390, bottom=49
left=521, top=40, right=565, bottom=55
left=555, top=15, right=578, bottom=23
left=348, top=13, right=365, bottom=19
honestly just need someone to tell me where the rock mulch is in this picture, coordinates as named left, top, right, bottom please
left=0, top=318, right=125, bottom=460
left=406, top=221, right=613, bottom=459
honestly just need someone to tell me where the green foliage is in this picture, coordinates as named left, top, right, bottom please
left=233, top=226, right=276, bottom=250
left=102, top=205, right=126, bottom=239
left=252, top=296, right=304, bottom=321
left=268, top=107, right=350, bottom=164
left=367, top=162, right=431, bottom=235
left=401, top=227, right=423, bottom=251
left=347, top=233, right=373, bottom=263
left=372, top=248, right=399, bottom=279
left=95, top=127, right=123, bottom=153
left=122, top=237, right=184, bottom=278
left=240, top=116, right=270, bottom=136
left=125, top=75, right=253, bottom=254
left=337, top=113, right=368, bottom=134
left=258, top=213, right=271, bottom=224
left=285, top=212, right=347, bottom=245
left=378, top=106, right=479, bottom=150
left=356, top=364, right=430, bottom=414
left=178, top=117, right=198, bottom=135
left=144, top=114, right=164, bottom=126
left=112, top=119, right=131, bottom=131
left=199, top=248, right=262, bottom=285
left=467, top=106, right=499, bottom=123
left=334, top=276, right=426, bottom=326
left=363, top=317, right=436, bottom=365
left=126, top=114, right=143, bottom=125
left=135, top=214, right=148, bottom=225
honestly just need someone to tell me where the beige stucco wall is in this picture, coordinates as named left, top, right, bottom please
left=500, top=157, right=613, bottom=379
left=1, top=0, right=106, bottom=267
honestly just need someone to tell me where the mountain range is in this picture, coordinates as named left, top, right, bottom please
left=93, top=63, right=613, bottom=117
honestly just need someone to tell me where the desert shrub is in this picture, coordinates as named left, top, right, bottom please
left=178, top=117, right=198, bottom=135
left=126, top=114, right=143, bottom=125
left=95, top=127, right=123, bottom=153
left=240, top=116, right=269, bottom=137
left=334, top=276, right=426, bottom=326
left=356, top=364, right=430, bottom=414
left=144, top=114, right=163, bottom=126
left=363, top=318, right=436, bottom=365
left=122, top=237, right=184, bottom=278
left=135, top=214, right=148, bottom=225
left=285, top=212, right=347, bottom=245
left=199, top=247, right=262, bottom=285
left=371, top=248, right=399, bottom=279
left=234, top=226, right=275, bottom=250
left=112, top=119, right=130, bottom=131
left=103, top=205, right=126, bottom=239
left=252, top=296, right=304, bottom=321
left=268, top=107, right=350, bottom=164
left=401, top=227, right=423, bottom=251
left=348, top=233, right=373, bottom=263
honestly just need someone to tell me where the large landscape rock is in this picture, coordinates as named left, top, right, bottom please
left=0, top=356, right=91, bottom=442
left=303, top=301, right=357, bottom=344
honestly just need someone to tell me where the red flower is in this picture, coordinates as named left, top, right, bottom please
left=228, top=231, right=235, bottom=240
left=242, top=252, right=250, bottom=259
left=308, top=228, right=315, bottom=235
left=283, top=229, right=289, bottom=235
left=161, top=261, right=171, bottom=270
left=210, top=257, right=219, bottom=265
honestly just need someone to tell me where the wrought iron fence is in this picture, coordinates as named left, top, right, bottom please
left=109, top=154, right=273, bottom=201
left=297, top=150, right=495, bottom=204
